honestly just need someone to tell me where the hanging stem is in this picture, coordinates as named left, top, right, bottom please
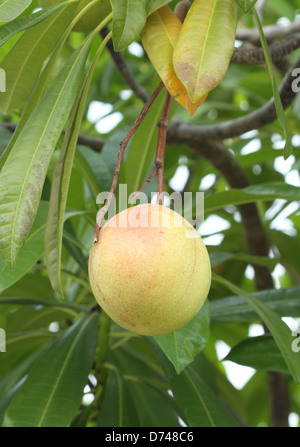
left=93, top=81, right=164, bottom=242
left=155, top=91, right=173, bottom=205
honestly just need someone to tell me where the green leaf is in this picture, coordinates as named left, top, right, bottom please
left=171, top=366, right=239, bottom=426
left=154, top=300, right=210, bottom=374
left=109, top=337, right=179, bottom=427
left=173, top=0, right=238, bottom=102
left=0, top=3, right=68, bottom=47
left=125, top=87, right=165, bottom=196
left=111, top=0, right=147, bottom=51
left=253, top=8, right=293, bottom=159
left=210, top=286, right=300, bottom=323
left=63, top=222, right=89, bottom=274
left=0, top=201, right=49, bottom=294
left=224, top=335, right=290, bottom=375
left=97, top=365, right=140, bottom=427
left=0, top=0, right=32, bottom=22
left=205, top=182, right=300, bottom=213
left=269, top=229, right=300, bottom=278
left=5, top=314, right=99, bottom=427
left=44, top=30, right=111, bottom=297
left=152, top=346, right=240, bottom=427
left=0, top=350, right=44, bottom=425
left=146, top=0, right=173, bottom=15
left=212, top=274, right=300, bottom=384
left=0, top=330, right=56, bottom=376
left=0, top=296, right=88, bottom=313
left=0, top=2, right=77, bottom=113
left=74, top=148, right=101, bottom=200
left=209, top=251, right=278, bottom=270
left=0, top=31, right=92, bottom=269
left=234, top=0, right=257, bottom=13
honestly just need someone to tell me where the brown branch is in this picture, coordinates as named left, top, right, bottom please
left=231, top=34, right=300, bottom=65
left=155, top=91, right=173, bottom=205
left=167, top=55, right=300, bottom=143
left=93, top=82, right=164, bottom=241
left=236, top=19, right=300, bottom=43
left=100, top=26, right=148, bottom=103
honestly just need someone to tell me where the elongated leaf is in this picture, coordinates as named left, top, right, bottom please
left=253, top=9, right=292, bottom=159
left=0, top=3, right=77, bottom=114
left=97, top=366, right=139, bottom=427
left=110, top=345, right=179, bottom=427
left=210, top=286, right=300, bottom=323
left=0, top=351, right=40, bottom=425
left=0, top=330, right=56, bottom=375
left=205, top=182, right=300, bottom=213
left=125, top=86, right=165, bottom=195
left=213, top=274, right=300, bottom=384
left=0, top=3, right=84, bottom=170
left=209, top=251, right=278, bottom=270
left=225, top=334, right=290, bottom=375
left=111, top=0, right=147, bottom=50
left=5, top=314, right=99, bottom=427
left=269, top=229, right=300, bottom=278
left=150, top=343, right=239, bottom=427
left=44, top=30, right=111, bottom=297
left=154, top=300, right=210, bottom=374
left=173, top=0, right=238, bottom=102
left=0, top=33, right=92, bottom=269
left=170, top=365, right=239, bottom=426
left=0, top=201, right=48, bottom=294
left=0, top=3, right=68, bottom=47
left=141, top=6, right=207, bottom=115
left=0, top=297, right=88, bottom=313
left=74, top=149, right=101, bottom=200
left=0, top=0, right=32, bottom=22
left=146, top=0, right=173, bottom=15
left=235, top=0, right=257, bottom=14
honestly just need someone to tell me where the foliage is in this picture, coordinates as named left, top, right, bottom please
left=0, top=0, right=300, bottom=427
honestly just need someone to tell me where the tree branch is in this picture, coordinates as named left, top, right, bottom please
left=167, top=55, right=300, bottom=143
left=100, top=26, right=148, bottom=103
left=236, top=19, right=300, bottom=43
left=231, top=34, right=300, bottom=65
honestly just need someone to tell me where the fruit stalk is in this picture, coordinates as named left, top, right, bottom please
left=155, top=90, right=173, bottom=205
left=94, top=81, right=164, bottom=241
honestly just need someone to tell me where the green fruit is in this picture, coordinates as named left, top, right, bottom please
left=88, top=204, right=211, bottom=336
left=39, top=0, right=112, bottom=32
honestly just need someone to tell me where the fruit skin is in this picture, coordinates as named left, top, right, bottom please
left=39, top=0, right=111, bottom=32
left=88, top=204, right=211, bottom=336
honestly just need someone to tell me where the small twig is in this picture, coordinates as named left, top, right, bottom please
left=155, top=91, right=173, bottom=205
left=131, top=164, right=159, bottom=198
left=93, top=81, right=164, bottom=242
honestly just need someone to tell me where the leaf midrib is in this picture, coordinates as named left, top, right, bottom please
left=37, top=317, right=90, bottom=427
left=9, top=42, right=87, bottom=266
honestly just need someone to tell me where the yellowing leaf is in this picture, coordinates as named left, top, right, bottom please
left=141, top=6, right=206, bottom=116
left=173, top=0, right=238, bottom=103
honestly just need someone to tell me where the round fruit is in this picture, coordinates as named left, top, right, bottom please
left=88, top=203, right=211, bottom=336
left=39, top=0, right=112, bottom=32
